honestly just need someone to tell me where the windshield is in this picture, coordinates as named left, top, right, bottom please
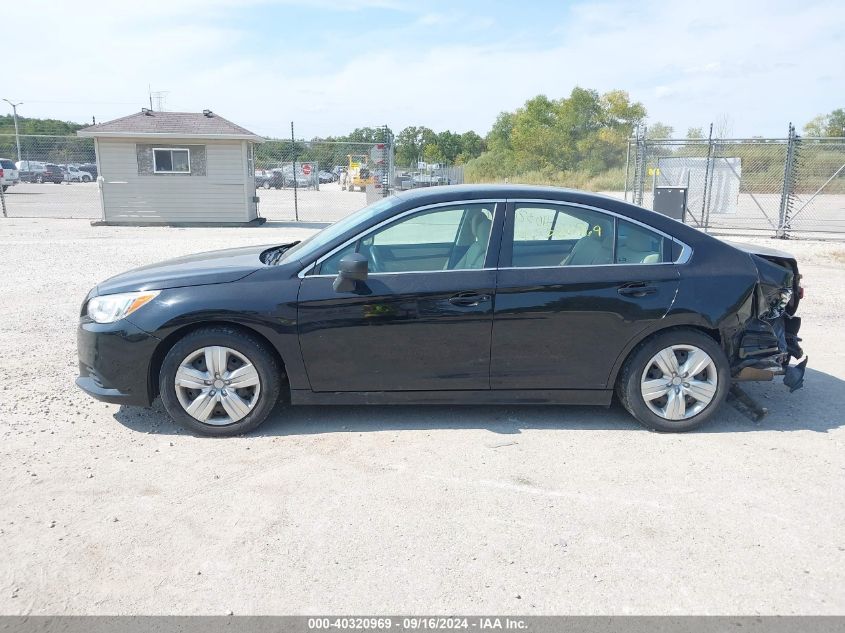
left=275, top=195, right=403, bottom=265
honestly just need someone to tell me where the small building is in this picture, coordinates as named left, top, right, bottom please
left=78, top=109, right=264, bottom=225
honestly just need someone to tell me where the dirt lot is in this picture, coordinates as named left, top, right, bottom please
left=0, top=218, right=844, bottom=615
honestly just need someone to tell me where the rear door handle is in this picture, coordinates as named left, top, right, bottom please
left=449, top=292, right=491, bottom=307
left=618, top=282, right=657, bottom=298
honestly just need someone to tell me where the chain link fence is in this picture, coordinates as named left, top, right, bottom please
left=625, top=127, right=845, bottom=237
left=0, top=134, right=99, bottom=219
left=3, top=125, right=844, bottom=236
left=0, top=127, right=396, bottom=223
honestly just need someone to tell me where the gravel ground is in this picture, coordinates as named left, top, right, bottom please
left=0, top=218, right=843, bottom=615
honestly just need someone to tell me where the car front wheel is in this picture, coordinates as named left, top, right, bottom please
left=159, top=326, right=283, bottom=436
left=617, top=329, right=730, bottom=432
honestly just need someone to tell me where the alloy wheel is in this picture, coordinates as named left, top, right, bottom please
left=174, top=346, right=261, bottom=425
left=640, top=344, right=718, bottom=420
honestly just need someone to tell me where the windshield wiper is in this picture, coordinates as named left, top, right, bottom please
left=263, top=241, right=301, bottom=266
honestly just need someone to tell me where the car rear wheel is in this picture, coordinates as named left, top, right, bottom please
left=159, top=326, right=283, bottom=436
left=82, top=176, right=91, bottom=182
left=617, top=329, right=730, bottom=432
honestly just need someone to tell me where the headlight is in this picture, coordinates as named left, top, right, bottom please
left=86, top=291, right=160, bottom=324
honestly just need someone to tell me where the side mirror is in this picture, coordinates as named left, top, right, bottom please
left=333, top=253, right=368, bottom=293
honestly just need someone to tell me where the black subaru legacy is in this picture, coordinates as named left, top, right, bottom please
left=76, top=185, right=805, bottom=436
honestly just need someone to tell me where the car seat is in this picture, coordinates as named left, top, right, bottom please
left=560, top=217, right=613, bottom=266
left=452, top=211, right=492, bottom=270
left=616, top=228, right=661, bottom=264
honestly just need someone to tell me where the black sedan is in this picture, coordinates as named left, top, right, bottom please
left=76, top=185, right=806, bottom=436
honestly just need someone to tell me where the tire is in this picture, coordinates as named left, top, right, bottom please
left=616, top=328, right=730, bottom=432
left=263, top=181, right=271, bottom=189
left=36, top=176, right=43, bottom=184
left=159, top=326, right=283, bottom=436
left=1, top=185, right=6, bottom=192
left=82, top=176, right=91, bottom=183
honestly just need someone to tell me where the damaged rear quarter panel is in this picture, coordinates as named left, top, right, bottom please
left=667, top=242, right=760, bottom=359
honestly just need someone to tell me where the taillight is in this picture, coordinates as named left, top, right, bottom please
left=0, top=168, right=4, bottom=178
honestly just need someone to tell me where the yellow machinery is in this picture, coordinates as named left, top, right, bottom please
left=346, top=154, right=374, bottom=192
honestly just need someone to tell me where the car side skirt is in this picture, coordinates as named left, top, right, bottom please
left=290, top=389, right=613, bottom=406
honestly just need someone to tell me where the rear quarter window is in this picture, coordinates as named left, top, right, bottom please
left=0, top=159, right=16, bottom=169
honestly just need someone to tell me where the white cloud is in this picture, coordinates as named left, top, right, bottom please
left=2, top=0, right=842, bottom=138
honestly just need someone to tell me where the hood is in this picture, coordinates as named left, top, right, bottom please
left=96, top=244, right=271, bottom=294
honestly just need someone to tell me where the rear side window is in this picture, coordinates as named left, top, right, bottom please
left=0, top=159, right=15, bottom=169
left=510, top=204, right=614, bottom=267
left=615, top=220, right=664, bottom=264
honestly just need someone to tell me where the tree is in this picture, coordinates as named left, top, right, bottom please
left=713, top=114, right=733, bottom=139
left=646, top=122, right=674, bottom=139
left=686, top=127, right=704, bottom=140
left=455, top=131, right=485, bottom=164
left=802, top=109, right=845, bottom=137
left=826, top=109, right=845, bottom=137
left=466, top=87, right=647, bottom=179
left=803, top=115, right=827, bottom=137
left=0, top=114, right=87, bottom=136
left=395, top=126, right=486, bottom=167
left=395, top=126, right=434, bottom=166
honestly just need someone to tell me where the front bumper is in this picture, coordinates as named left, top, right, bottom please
left=76, top=319, right=160, bottom=406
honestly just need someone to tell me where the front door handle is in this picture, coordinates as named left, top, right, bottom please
left=449, top=292, right=491, bottom=307
left=618, top=282, right=657, bottom=298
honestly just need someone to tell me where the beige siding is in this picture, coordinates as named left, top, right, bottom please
left=98, top=137, right=254, bottom=223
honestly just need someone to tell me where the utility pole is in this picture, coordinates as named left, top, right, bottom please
left=2, top=99, right=23, bottom=162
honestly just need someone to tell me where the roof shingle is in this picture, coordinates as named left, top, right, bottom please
left=77, top=110, right=263, bottom=141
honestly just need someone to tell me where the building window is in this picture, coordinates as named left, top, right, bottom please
left=153, top=148, right=191, bottom=173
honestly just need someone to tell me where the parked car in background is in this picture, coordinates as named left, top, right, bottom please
left=63, top=165, right=93, bottom=183
left=75, top=185, right=807, bottom=436
left=254, top=171, right=272, bottom=189
left=40, top=164, right=66, bottom=184
left=79, top=163, right=99, bottom=179
left=318, top=170, right=337, bottom=184
left=285, top=173, right=313, bottom=188
left=267, top=169, right=286, bottom=189
left=264, top=167, right=313, bottom=189
left=0, top=158, right=20, bottom=191
left=16, top=160, right=46, bottom=183
left=413, top=174, right=450, bottom=187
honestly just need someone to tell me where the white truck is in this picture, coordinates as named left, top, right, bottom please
left=0, top=158, right=20, bottom=192
left=64, top=164, right=93, bottom=183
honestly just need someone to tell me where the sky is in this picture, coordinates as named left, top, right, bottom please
left=2, top=0, right=843, bottom=139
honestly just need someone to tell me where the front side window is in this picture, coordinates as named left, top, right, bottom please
left=153, top=148, right=190, bottom=173
left=318, top=204, right=495, bottom=275
left=511, top=204, right=614, bottom=267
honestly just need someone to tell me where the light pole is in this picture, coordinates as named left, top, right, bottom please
left=2, top=99, right=23, bottom=162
